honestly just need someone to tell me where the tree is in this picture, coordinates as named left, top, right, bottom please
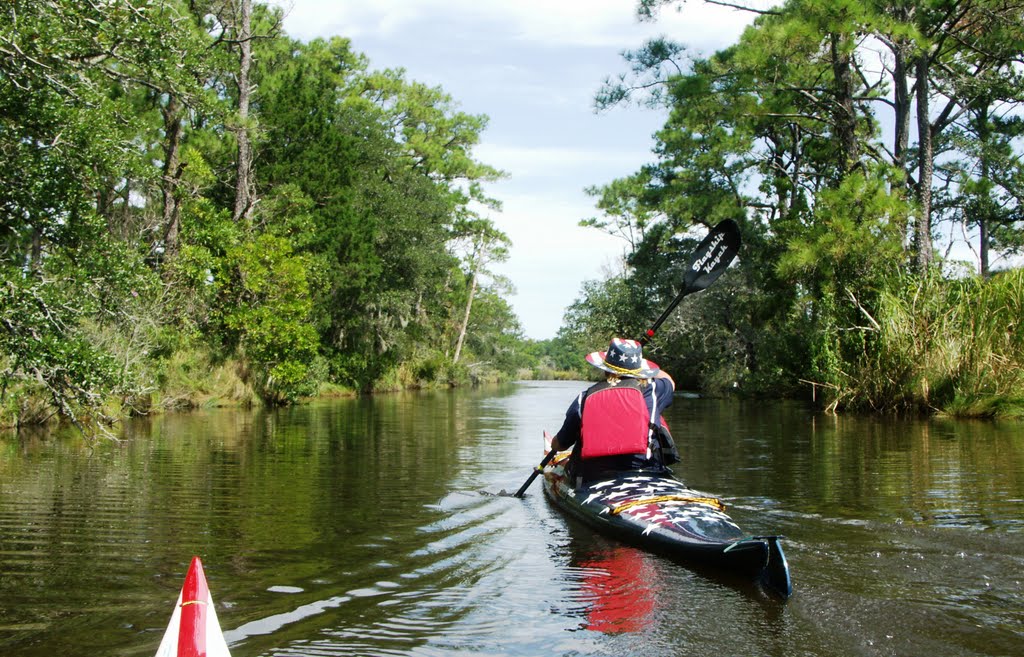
left=582, top=173, right=658, bottom=253
left=632, top=0, right=1024, bottom=269
left=252, top=34, right=505, bottom=388
left=2, top=1, right=525, bottom=425
left=235, top=0, right=255, bottom=223
left=451, top=218, right=511, bottom=364
left=219, top=233, right=319, bottom=403
left=561, top=0, right=1024, bottom=407
left=0, top=0, right=219, bottom=429
left=939, top=98, right=1024, bottom=275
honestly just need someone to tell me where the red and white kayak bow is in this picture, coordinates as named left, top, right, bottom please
left=155, top=556, right=232, bottom=657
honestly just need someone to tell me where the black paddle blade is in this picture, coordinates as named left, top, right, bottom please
left=640, top=219, right=742, bottom=345
left=682, top=219, right=741, bottom=293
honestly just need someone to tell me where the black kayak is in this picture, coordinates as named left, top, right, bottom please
left=542, top=452, right=792, bottom=599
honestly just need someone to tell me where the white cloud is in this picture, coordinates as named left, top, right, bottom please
left=476, top=142, right=651, bottom=181
left=273, top=0, right=756, bottom=52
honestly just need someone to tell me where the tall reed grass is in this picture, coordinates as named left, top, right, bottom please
left=841, top=269, right=1024, bottom=417
left=154, top=348, right=258, bottom=410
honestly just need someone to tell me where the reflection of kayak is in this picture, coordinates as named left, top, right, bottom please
left=155, top=557, right=232, bottom=657
left=542, top=451, right=792, bottom=599
left=579, top=546, right=658, bottom=633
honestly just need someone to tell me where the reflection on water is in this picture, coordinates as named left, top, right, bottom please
left=573, top=546, right=658, bottom=634
left=0, top=384, right=1022, bottom=657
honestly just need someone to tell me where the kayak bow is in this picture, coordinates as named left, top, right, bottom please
left=155, top=556, right=232, bottom=657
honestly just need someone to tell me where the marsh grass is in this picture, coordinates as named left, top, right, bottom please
left=154, top=348, right=257, bottom=410
left=841, top=269, right=1024, bottom=417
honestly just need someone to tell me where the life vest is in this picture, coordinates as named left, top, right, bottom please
left=580, top=379, right=654, bottom=459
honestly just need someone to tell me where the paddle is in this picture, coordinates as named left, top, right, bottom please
left=639, top=218, right=741, bottom=346
left=512, top=219, right=742, bottom=498
left=511, top=442, right=559, bottom=498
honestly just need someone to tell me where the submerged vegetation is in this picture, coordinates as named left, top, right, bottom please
left=2, top=0, right=1023, bottom=434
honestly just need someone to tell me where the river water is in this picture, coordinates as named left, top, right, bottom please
left=0, top=381, right=1021, bottom=657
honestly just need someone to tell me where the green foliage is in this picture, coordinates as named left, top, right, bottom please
left=0, top=0, right=224, bottom=430
left=533, top=336, right=583, bottom=373
left=252, top=33, right=516, bottom=391
left=835, top=269, right=1024, bottom=414
left=582, top=173, right=658, bottom=252
left=0, top=218, right=158, bottom=431
left=938, top=109, right=1024, bottom=271
left=0, top=1, right=536, bottom=428
left=220, top=234, right=320, bottom=404
left=778, top=174, right=905, bottom=275
left=0, top=273, right=119, bottom=400
left=0, top=0, right=217, bottom=256
left=458, top=288, right=528, bottom=373
left=560, top=276, right=651, bottom=356
left=561, top=0, right=1024, bottom=417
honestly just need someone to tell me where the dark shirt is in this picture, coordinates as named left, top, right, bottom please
left=554, top=377, right=675, bottom=482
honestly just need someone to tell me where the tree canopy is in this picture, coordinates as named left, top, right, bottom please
left=566, top=0, right=1024, bottom=414
left=1, top=1, right=525, bottom=430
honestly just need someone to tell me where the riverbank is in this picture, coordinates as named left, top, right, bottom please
left=6, top=368, right=1021, bottom=438
left=5, top=294, right=1024, bottom=437
left=0, top=350, right=527, bottom=433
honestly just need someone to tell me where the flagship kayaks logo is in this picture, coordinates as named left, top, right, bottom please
left=692, top=232, right=727, bottom=274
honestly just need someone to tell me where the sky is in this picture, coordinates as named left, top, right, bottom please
left=270, top=1, right=762, bottom=339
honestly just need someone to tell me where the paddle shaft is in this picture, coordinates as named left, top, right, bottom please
left=512, top=448, right=557, bottom=498
left=640, top=289, right=693, bottom=346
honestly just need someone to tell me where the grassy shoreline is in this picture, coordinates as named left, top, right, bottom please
left=6, top=267, right=1024, bottom=436
left=5, top=370, right=1021, bottom=436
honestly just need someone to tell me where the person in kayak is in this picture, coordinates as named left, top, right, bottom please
left=549, top=338, right=679, bottom=485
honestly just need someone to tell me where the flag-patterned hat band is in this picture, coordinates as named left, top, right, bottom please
left=585, top=338, right=659, bottom=379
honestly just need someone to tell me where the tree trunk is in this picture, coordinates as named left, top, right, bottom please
left=892, top=39, right=913, bottom=254
left=913, top=55, right=934, bottom=272
left=830, top=33, right=858, bottom=175
left=977, top=102, right=991, bottom=277
left=161, top=94, right=183, bottom=259
left=979, top=207, right=990, bottom=276
left=891, top=38, right=912, bottom=175
left=453, top=263, right=478, bottom=365
left=232, top=0, right=254, bottom=224
left=30, top=227, right=42, bottom=271
left=452, top=270, right=475, bottom=364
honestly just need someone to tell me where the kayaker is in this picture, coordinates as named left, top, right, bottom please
left=550, top=338, right=679, bottom=485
